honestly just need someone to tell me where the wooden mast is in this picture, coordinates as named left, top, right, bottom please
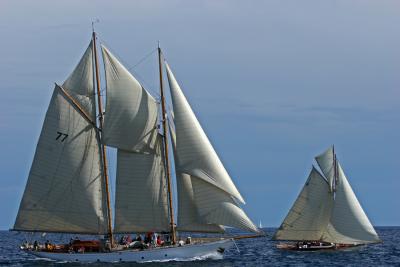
left=92, top=31, right=114, bottom=246
left=158, top=45, right=176, bottom=244
left=333, top=145, right=337, bottom=193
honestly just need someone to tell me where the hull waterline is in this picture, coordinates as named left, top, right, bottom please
left=276, top=242, right=363, bottom=251
left=27, top=239, right=234, bottom=263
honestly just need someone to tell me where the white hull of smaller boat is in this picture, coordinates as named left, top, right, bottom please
left=28, top=239, right=233, bottom=263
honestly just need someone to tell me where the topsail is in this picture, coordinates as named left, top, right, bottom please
left=101, top=45, right=159, bottom=153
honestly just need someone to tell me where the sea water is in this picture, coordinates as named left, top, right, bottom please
left=0, top=227, right=399, bottom=266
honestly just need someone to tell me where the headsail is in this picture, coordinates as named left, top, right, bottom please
left=322, top=163, right=380, bottom=244
left=165, top=62, right=258, bottom=233
left=101, top=45, right=159, bottom=153
left=14, top=42, right=107, bottom=234
left=273, top=167, right=333, bottom=241
left=169, top=123, right=224, bottom=233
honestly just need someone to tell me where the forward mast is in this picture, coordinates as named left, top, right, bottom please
left=92, top=30, right=114, bottom=246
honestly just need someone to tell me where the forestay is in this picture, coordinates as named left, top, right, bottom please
left=14, top=53, right=107, bottom=234
left=273, top=167, right=333, bottom=241
left=114, top=135, right=170, bottom=233
left=101, top=45, right=159, bottom=152
left=322, top=163, right=380, bottom=244
left=166, top=63, right=258, bottom=233
left=169, top=123, right=224, bottom=233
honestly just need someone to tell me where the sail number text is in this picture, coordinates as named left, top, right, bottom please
left=56, top=131, right=69, bottom=142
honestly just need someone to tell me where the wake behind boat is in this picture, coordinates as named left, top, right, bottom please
left=12, top=29, right=261, bottom=262
left=273, top=146, right=381, bottom=251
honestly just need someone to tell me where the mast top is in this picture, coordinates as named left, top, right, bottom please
left=92, top=19, right=100, bottom=34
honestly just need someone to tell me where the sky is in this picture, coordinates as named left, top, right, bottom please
left=0, top=0, right=399, bottom=230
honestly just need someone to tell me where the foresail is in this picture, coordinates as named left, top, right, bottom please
left=165, top=62, right=244, bottom=204
left=169, top=123, right=224, bottom=233
left=14, top=85, right=107, bottom=234
left=114, top=135, right=170, bottom=233
left=322, top=163, right=380, bottom=244
left=191, top=177, right=259, bottom=233
left=315, top=146, right=335, bottom=192
left=273, top=167, right=333, bottom=241
left=101, top=45, right=159, bottom=152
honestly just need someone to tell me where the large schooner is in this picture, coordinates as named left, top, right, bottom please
left=273, top=146, right=381, bottom=250
left=12, top=31, right=260, bottom=262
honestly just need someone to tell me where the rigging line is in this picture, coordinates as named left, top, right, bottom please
left=127, top=47, right=158, bottom=71
left=97, top=37, right=160, bottom=98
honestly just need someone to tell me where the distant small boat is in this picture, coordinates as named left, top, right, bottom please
left=273, top=146, right=381, bottom=251
left=259, top=220, right=263, bottom=229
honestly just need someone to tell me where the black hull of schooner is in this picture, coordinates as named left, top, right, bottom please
left=276, top=242, right=362, bottom=251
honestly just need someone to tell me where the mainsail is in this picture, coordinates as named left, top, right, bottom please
left=14, top=42, right=108, bottom=234
left=165, top=62, right=258, bottom=233
left=273, top=167, right=333, bottom=241
left=273, top=147, right=380, bottom=244
left=114, top=135, right=169, bottom=233
left=101, top=46, right=170, bottom=233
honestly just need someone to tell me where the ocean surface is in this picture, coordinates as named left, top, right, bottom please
left=0, top=227, right=399, bottom=266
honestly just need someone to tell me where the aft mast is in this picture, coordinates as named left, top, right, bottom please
left=92, top=30, right=114, bottom=246
left=158, top=44, right=176, bottom=244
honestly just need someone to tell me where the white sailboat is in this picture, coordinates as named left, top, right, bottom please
left=273, top=146, right=381, bottom=250
left=13, top=31, right=260, bottom=262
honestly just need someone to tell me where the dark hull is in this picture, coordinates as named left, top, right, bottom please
left=277, top=242, right=359, bottom=251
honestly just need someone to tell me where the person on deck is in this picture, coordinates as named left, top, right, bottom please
left=126, top=234, right=132, bottom=244
left=156, top=235, right=164, bottom=246
left=144, top=232, right=152, bottom=244
left=152, top=232, right=158, bottom=246
left=135, top=234, right=142, bottom=242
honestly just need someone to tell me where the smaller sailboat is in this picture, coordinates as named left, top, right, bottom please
left=273, top=146, right=381, bottom=251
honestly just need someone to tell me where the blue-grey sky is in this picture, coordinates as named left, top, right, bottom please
left=0, top=0, right=399, bottom=230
